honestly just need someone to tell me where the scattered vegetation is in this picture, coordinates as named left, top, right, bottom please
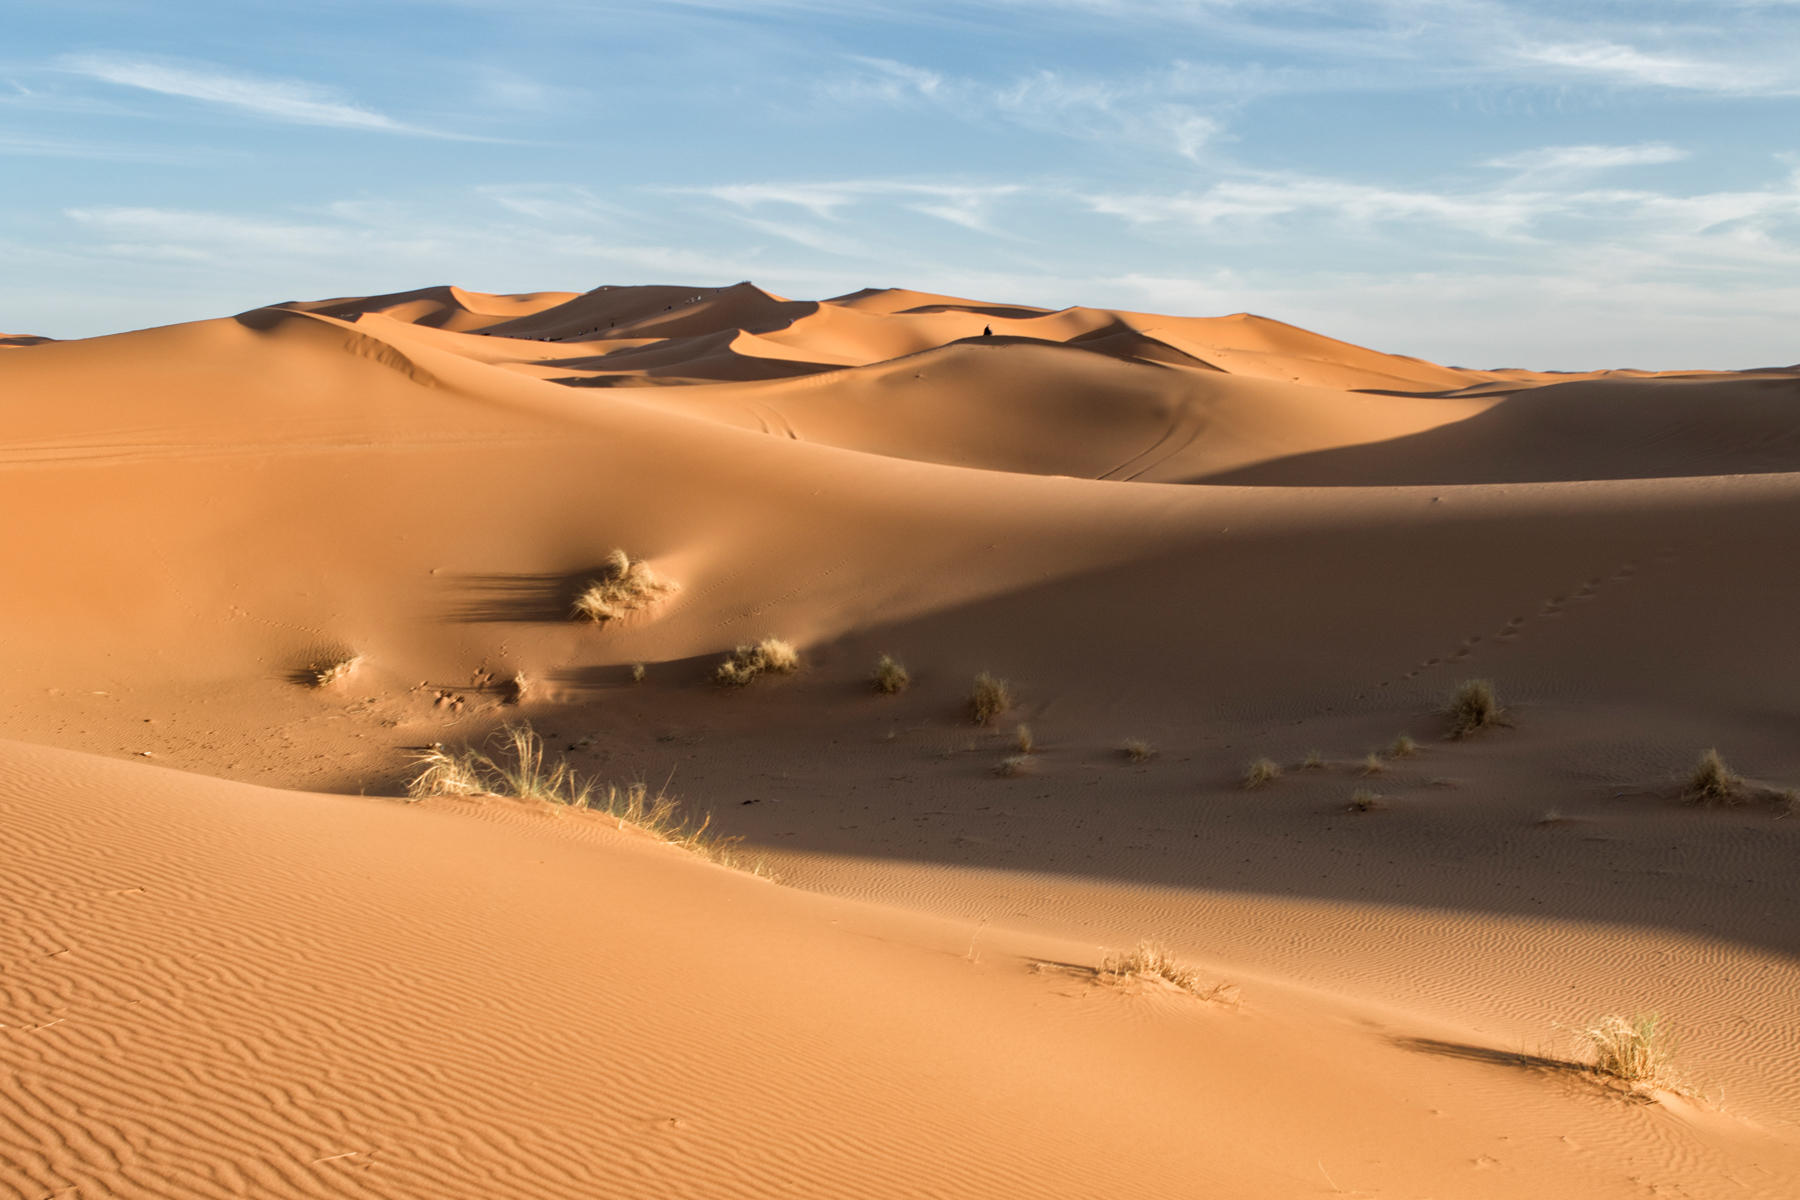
left=1579, top=1013, right=1679, bottom=1090
left=715, top=637, right=801, bottom=686
left=405, top=722, right=745, bottom=866
left=630, top=663, right=646, bottom=684
left=1359, top=752, right=1385, bottom=776
left=1388, top=733, right=1418, bottom=758
left=1685, top=748, right=1742, bottom=805
left=1349, top=789, right=1383, bottom=812
left=1099, top=940, right=1231, bottom=1001
left=1447, top=678, right=1506, bottom=739
left=1013, top=723, right=1035, bottom=754
left=1120, top=739, right=1154, bottom=763
left=1243, top=757, right=1282, bottom=789
left=572, top=548, right=679, bottom=624
left=309, top=654, right=363, bottom=688
left=507, top=671, right=531, bottom=705
left=968, top=672, right=1013, bottom=725
left=1300, top=749, right=1325, bottom=771
left=872, top=654, right=911, bottom=695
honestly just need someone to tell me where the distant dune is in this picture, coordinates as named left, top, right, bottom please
left=2, top=283, right=1797, bottom=1198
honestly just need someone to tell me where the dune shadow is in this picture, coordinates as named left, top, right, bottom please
left=449, top=572, right=581, bottom=623
left=1392, top=1036, right=1579, bottom=1076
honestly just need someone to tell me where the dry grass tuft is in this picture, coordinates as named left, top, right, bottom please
left=1243, top=757, right=1282, bottom=789
left=1349, top=789, right=1383, bottom=812
left=1447, top=678, right=1505, bottom=739
left=310, top=654, right=363, bottom=688
left=1579, top=1013, right=1679, bottom=1090
left=715, top=637, right=801, bottom=687
left=872, top=654, right=910, bottom=695
left=1100, top=940, right=1231, bottom=1001
left=1300, top=749, right=1325, bottom=771
left=630, top=663, right=646, bottom=684
left=969, top=672, right=1013, bottom=725
left=572, top=549, right=679, bottom=624
left=1360, top=752, right=1385, bottom=776
left=1121, top=739, right=1154, bottom=763
left=1685, top=748, right=1741, bottom=805
left=507, top=671, right=531, bottom=705
left=1389, top=733, right=1418, bottom=758
left=995, top=754, right=1034, bottom=778
left=1014, top=723, right=1035, bottom=754
left=405, top=723, right=746, bottom=867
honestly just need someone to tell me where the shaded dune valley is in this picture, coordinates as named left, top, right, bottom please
left=3, top=280, right=1800, bottom=1198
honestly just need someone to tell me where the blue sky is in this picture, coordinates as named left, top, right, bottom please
left=5, top=0, right=1799, bottom=367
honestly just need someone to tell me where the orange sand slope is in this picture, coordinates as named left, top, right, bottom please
left=3, top=283, right=1800, bottom=1197
left=6, top=738, right=1798, bottom=1199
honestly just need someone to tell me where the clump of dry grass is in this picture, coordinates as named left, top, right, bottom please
left=969, top=672, right=1013, bottom=725
left=1121, top=739, right=1154, bottom=763
left=1013, top=723, right=1035, bottom=754
left=1447, top=678, right=1505, bottom=739
left=1359, top=752, right=1385, bottom=776
left=715, top=637, right=801, bottom=686
left=1243, top=757, right=1282, bottom=789
left=1579, top=1013, right=1679, bottom=1090
left=1300, top=749, right=1325, bottom=771
left=405, top=723, right=744, bottom=866
left=1099, top=940, right=1230, bottom=1001
left=995, top=754, right=1033, bottom=778
left=1349, top=789, right=1383, bottom=812
left=1685, top=748, right=1741, bottom=805
left=1388, top=733, right=1418, bottom=758
left=872, top=654, right=910, bottom=695
left=310, top=654, right=363, bottom=688
left=507, top=671, right=531, bottom=704
left=629, top=663, right=646, bottom=684
left=572, top=549, right=678, bottom=624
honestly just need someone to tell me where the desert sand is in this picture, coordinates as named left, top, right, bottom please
left=2, top=281, right=1797, bottom=1198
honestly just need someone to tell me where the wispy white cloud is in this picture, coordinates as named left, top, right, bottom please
left=1483, top=142, right=1690, bottom=173
left=0, top=131, right=213, bottom=164
left=1514, top=40, right=1796, bottom=94
left=59, top=54, right=462, bottom=135
left=671, top=180, right=1026, bottom=234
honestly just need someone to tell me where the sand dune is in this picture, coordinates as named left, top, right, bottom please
left=3, top=281, right=1798, bottom=1196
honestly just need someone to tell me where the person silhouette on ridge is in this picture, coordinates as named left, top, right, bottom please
left=983, top=325, right=992, bottom=338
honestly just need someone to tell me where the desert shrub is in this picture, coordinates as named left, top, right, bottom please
left=630, top=663, right=646, bottom=683
left=1100, top=941, right=1229, bottom=1000
left=1300, top=749, right=1325, bottom=771
left=969, top=672, right=1012, bottom=725
left=310, top=654, right=363, bottom=688
left=1243, top=757, right=1282, bottom=789
left=1349, top=789, right=1382, bottom=812
left=406, top=744, right=485, bottom=799
left=1360, top=752, right=1385, bottom=776
left=508, top=671, right=531, bottom=704
left=995, top=754, right=1033, bottom=778
left=872, top=654, right=910, bottom=695
left=572, top=549, right=678, bottom=624
left=716, top=637, right=801, bottom=686
left=1447, top=678, right=1504, bottom=739
left=1686, top=748, right=1741, bottom=804
left=1014, top=723, right=1035, bottom=754
left=1120, top=739, right=1154, bottom=763
left=1389, top=733, right=1418, bottom=758
left=1580, top=1013, right=1677, bottom=1088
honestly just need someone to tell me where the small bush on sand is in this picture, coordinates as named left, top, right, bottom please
left=310, top=654, right=363, bottom=688
left=406, top=723, right=743, bottom=865
left=1580, top=1013, right=1678, bottom=1089
left=1447, top=678, right=1505, bottom=739
left=969, top=672, right=1012, bottom=725
left=1100, top=940, right=1230, bottom=1001
left=715, top=637, right=801, bottom=686
left=1121, top=739, right=1154, bottom=763
left=1014, top=723, right=1035, bottom=754
left=507, top=671, right=531, bottom=704
left=572, top=549, right=678, bottom=624
left=1349, top=789, right=1383, bottom=812
left=1300, top=749, right=1325, bottom=771
left=1243, top=757, right=1282, bottom=789
left=629, top=663, right=646, bottom=684
left=872, top=654, right=910, bottom=695
left=1389, top=733, right=1418, bottom=758
left=1686, top=748, right=1741, bottom=805
left=1360, top=752, right=1385, bottom=776
left=995, top=754, right=1033, bottom=778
